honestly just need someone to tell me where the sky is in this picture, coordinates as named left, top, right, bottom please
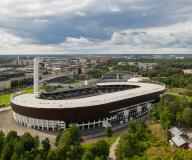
left=0, top=0, right=192, bottom=55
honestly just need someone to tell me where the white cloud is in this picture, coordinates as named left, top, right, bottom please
left=108, top=21, right=192, bottom=48
left=0, top=0, right=92, bottom=18
left=75, top=11, right=87, bottom=17
left=0, top=0, right=192, bottom=54
left=0, top=0, right=177, bottom=19
left=62, top=37, right=93, bottom=46
left=0, top=30, right=25, bottom=47
left=1, top=21, right=192, bottom=54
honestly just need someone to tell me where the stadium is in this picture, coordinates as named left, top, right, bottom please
left=10, top=58, right=165, bottom=131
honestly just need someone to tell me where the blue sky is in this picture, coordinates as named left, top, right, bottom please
left=0, top=0, right=192, bottom=54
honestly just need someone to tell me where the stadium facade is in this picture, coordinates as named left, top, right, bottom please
left=10, top=58, right=165, bottom=131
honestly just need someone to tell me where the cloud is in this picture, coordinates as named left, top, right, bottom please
left=0, top=30, right=25, bottom=47
left=109, top=21, right=192, bottom=48
left=75, top=11, right=87, bottom=17
left=0, top=21, right=192, bottom=54
left=0, top=0, right=92, bottom=18
left=0, top=0, right=192, bottom=54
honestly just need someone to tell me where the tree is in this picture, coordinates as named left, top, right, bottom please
left=128, top=120, right=148, bottom=141
left=89, top=139, right=109, bottom=160
left=1, top=142, right=13, bottom=160
left=55, top=132, right=62, bottom=146
left=47, top=150, right=57, bottom=160
left=21, top=132, right=38, bottom=152
left=59, top=125, right=83, bottom=147
left=40, top=138, right=51, bottom=160
left=173, top=149, right=192, bottom=159
left=54, top=124, right=61, bottom=132
left=67, top=145, right=84, bottom=160
left=10, top=153, right=20, bottom=160
left=6, top=131, right=18, bottom=143
left=35, top=154, right=43, bottom=160
left=34, top=136, right=40, bottom=149
left=160, top=109, right=174, bottom=129
left=82, top=150, right=95, bottom=160
left=182, top=107, right=192, bottom=127
left=116, top=133, right=138, bottom=160
left=106, top=127, right=113, bottom=137
left=11, top=142, right=25, bottom=160
left=10, top=77, right=34, bottom=89
left=0, top=131, right=5, bottom=153
left=54, top=146, right=69, bottom=160
left=14, top=142, right=24, bottom=155
left=42, top=138, right=50, bottom=152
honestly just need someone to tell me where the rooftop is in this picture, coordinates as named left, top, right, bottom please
left=169, top=127, right=183, bottom=136
left=171, top=136, right=186, bottom=147
left=11, top=82, right=165, bottom=109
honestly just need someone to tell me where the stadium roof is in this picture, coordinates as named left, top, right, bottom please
left=11, top=82, right=165, bottom=109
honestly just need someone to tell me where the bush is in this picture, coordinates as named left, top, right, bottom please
left=106, top=127, right=113, bottom=137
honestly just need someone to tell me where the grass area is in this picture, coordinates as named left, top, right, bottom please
left=149, top=123, right=168, bottom=142
left=82, top=136, right=118, bottom=149
left=0, top=88, right=34, bottom=105
left=146, top=146, right=174, bottom=159
left=166, top=87, right=187, bottom=95
left=22, top=88, right=34, bottom=94
left=166, top=87, right=192, bottom=102
left=0, top=93, right=12, bottom=105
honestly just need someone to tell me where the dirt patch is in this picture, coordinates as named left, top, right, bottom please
left=149, top=123, right=168, bottom=142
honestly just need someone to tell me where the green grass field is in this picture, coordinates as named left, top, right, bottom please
left=22, top=88, right=33, bottom=94
left=0, top=93, right=12, bottom=105
left=0, top=88, right=34, bottom=105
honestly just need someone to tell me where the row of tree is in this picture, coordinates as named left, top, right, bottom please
left=151, top=94, right=192, bottom=129
left=116, top=120, right=152, bottom=159
left=49, top=125, right=110, bottom=160
left=153, top=73, right=192, bottom=88
left=0, top=130, right=50, bottom=160
left=0, top=125, right=110, bottom=160
left=112, top=64, right=139, bottom=73
left=142, top=67, right=183, bottom=77
left=10, top=78, right=33, bottom=89
left=116, top=120, right=192, bottom=159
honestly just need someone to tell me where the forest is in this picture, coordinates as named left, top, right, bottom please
left=0, top=125, right=110, bottom=160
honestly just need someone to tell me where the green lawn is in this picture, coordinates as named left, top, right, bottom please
left=166, top=87, right=187, bottom=95
left=0, top=88, right=34, bottom=105
left=0, top=93, right=12, bottom=105
left=22, top=88, right=34, bottom=94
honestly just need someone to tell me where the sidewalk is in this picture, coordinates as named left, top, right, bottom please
left=108, top=137, right=120, bottom=160
left=0, top=107, right=11, bottom=112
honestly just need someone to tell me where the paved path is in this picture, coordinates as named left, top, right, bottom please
left=0, top=110, right=57, bottom=146
left=0, top=107, right=11, bottom=112
left=108, top=137, right=120, bottom=160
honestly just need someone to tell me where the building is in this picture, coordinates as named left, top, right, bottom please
left=170, top=136, right=188, bottom=148
left=169, top=126, right=184, bottom=137
left=137, top=62, right=157, bottom=70
left=169, top=126, right=189, bottom=148
left=10, top=58, right=165, bottom=131
left=79, top=66, right=93, bottom=74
